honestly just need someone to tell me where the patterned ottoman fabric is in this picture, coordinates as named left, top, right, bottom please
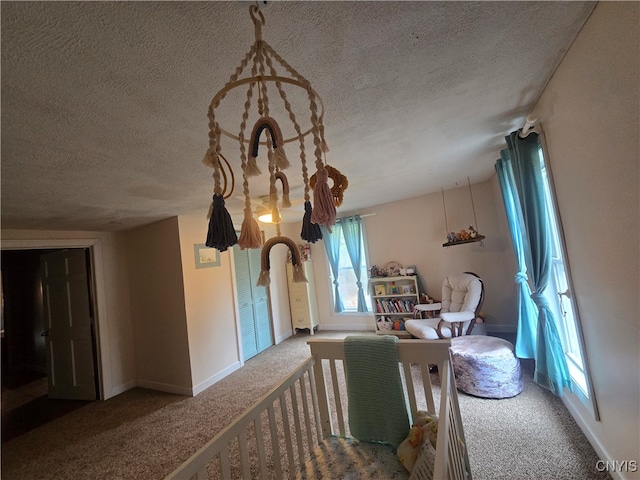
left=450, top=336, right=523, bottom=399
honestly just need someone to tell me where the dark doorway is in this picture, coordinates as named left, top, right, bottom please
left=1, top=248, right=96, bottom=442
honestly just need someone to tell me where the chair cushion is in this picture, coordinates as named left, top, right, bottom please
left=404, top=318, right=458, bottom=339
left=442, top=273, right=482, bottom=314
left=439, top=311, right=474, bottom=323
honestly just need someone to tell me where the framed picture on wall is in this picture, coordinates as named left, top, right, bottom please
left=194, top=244, right=221, bottom=269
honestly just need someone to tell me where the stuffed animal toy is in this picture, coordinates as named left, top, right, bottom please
left=414, top=411, right=439, bottom=448
left=397, top=425, right=426, bottom=472
left=397, top=411, right=439, bottom=472
left=469, top=225, right=478, bottom=238
left=458, top=229, right=471, bottom=241
left=420, top=293, right=434, bottom=305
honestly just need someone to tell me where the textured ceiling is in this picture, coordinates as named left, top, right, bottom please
left=1, top=1, right=595, bottom=232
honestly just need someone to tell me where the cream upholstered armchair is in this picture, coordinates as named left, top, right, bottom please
left=404, top=272, right=485, bottom=340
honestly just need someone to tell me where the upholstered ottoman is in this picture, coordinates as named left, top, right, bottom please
left=449, top=336, right=523, bottom=399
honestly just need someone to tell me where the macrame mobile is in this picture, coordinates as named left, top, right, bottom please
left=203, top=4, right=348, bottom=284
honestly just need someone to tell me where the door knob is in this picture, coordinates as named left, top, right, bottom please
left=41, top=330, right=50, bottom=337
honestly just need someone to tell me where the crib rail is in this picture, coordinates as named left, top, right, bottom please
left=438, top=359, right=472, bottom=480
left=307, top=338, right=471, bottom=480
left=168, top=339, right=471, bottom=480
left=166, top=357, right=320, bottom=480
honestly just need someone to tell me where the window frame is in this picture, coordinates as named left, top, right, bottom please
left=538, top=132, right=600, bottom=419
left=325, top=217, right=373, bottom=315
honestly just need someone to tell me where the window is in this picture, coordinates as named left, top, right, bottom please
left=334, top=229, right=372, bottom=312
left=321, top=216, right=372, bottom=313
left=539, top=151, right=591, bottom=398
left=497, top=131, right=597, bottom=415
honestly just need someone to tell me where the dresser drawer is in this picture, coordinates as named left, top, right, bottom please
left=290, top=293, right=308, bottom=305
left=292, top=315, right=309, bottom=326
left=291, top=304, right=308, bottom=319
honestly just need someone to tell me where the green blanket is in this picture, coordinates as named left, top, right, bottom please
left=344, top=335, right=410, bottom=448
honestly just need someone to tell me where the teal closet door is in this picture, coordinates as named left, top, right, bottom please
left=248, top=248, right=273, bottom=355
left=233, top=246, right=258, bottom=361
left=233, top=245, right=273, bottom=361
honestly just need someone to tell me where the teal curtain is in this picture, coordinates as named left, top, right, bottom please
left=321, top=223, right=344, bottom=312
left=340, top=216, right=368, bottom=312
left=497, top=131, right=572, bottom=396
left=495, top=150, right=538, bottom=359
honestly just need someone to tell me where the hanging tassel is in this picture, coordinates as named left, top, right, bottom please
left=275, top=171, right=291, bottom=208
left=257, top=269, right=271, bottom=287
left=258, top=238, right=273, bottom=287
left=202, top=149, right=215, bottom=167
left=245, top=156, right=261, bottom=177
left=281, top=191, right=292, bottom=208
left=272, top=147, right=290, bottom=170
left=206, top=194, right=238, bottom=252
left=310, top=167, right=337, bottom=230
left=292, top=263, right=308, bottom=283
left=238, top=211, right=263, bottom=249
left=300, top=200, right=323, bottom=243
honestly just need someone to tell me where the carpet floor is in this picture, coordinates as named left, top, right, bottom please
left=0, top=331, right=610, bottom=479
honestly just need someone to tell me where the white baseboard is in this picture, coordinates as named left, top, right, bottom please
left=109, top=380, right=136, bottom=399
left=191, top=361, right=242, bottom=396
left=136, top=379, right=193, bottom=396
left=112, top=361, right=245, bottom=398
left=274, top=330, right=293, bottom=344
left=561, top=393, right=634, bottom=480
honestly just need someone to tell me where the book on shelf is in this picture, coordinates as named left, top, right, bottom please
left=375, top=298, right=417, bottom=314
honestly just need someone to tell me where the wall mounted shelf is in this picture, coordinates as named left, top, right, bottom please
left=442, top=235, right=486, bottom=247
left=441, top=177, right=485, bottom=248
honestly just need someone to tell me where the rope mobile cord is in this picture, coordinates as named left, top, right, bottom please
left=209, top=76, right=325, bottom=146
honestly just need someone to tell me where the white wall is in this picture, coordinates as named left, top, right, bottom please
left=176, top=216, right=240, bottom=394
left=126, top=218, right=192, bottom=394
left=174, top=216, right=294, bottom=394
left=529, top=2, right=639, bottom=476
left=298, top=177, right=518, bottom=333
left=0, top=229, right=136, bottom=399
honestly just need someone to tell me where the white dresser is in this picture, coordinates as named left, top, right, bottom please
left=286, top=260, right=319, bottom=335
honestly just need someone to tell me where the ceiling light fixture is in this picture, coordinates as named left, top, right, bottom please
left=257, top=211, right=273, bottom=224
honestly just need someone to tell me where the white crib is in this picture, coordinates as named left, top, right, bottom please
left=166, top=339, right=471, bottom=480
